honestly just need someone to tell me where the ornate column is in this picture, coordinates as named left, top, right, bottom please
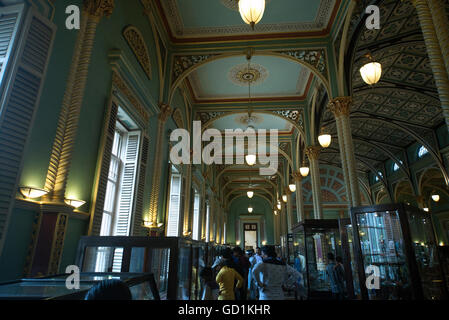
left=427, top=0, right=449, bottom=77
left=182, top=165, right=192, bottom=237
left=285, top=187, right=293, bottom=233
left=292, top=172, right=305, bottom=223
left=44, top=0, right=114, bottom=201
left=329, top=97, right=361, bottom=207
left=306, top=146, right=323, bottom=219
left=148, top=104, right=172, bottom=226
left=411, top=0, right=449, bottom=131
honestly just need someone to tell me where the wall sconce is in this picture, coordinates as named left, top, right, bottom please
left=157, top=222, right=164, bottom=228
left=262, top=241, right=267, bottom=246
left=64, top=198, right=86, bottom=209
left=236, top=240, right=241, bottom=246
left=143, top=220, right=154, bottom=228
left=19, top=186, right=48, bottom=199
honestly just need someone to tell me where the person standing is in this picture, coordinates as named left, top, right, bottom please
left=216, top=249, right=244, bottom=300
left=232, top=246, right=250, bottom=300
left=200, top=267, right=219, bottom=300
left=326, top=253, right=345, bottom=300
left=252, top=245, right=301, bottom=300
left=254, top=247, right=263, bottom=265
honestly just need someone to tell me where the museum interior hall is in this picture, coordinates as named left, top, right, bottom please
left=0, top=0, right=449, bottom=300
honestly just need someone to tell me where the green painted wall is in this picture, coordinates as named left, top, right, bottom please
left=226, top=196, right=274, bottom=245
left=0, top=208, right=35, bottom=282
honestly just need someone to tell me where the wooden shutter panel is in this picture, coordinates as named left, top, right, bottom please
left=0, top=7, right=55, bottom=253
left=89, top=101, right=118, bottom=236
left=167, top=174, right=181, bottom=237
left=131, top=134, right=149, bottom=236
left=114, top=133, right=140, bottom=236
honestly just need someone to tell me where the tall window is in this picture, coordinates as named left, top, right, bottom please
left=166, top=165, right=182, bottom=237
left=99, top=121, right=140, bottom=236
left=418, top=146, right=429, bottom=158
left=192, top=190, right=200, bottom=240
left=96, top=114, right=141, bottom=272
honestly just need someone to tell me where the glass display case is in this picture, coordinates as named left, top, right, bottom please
left=291, top=220, right=343, bottom=299
left=339, top=218, right=359, bottom=299
left=350, top=203, right=448, bottom=300
left=76, top=236, right=210, bottom=300
left=0, top=273, right=159, bottom=300
left=437, top=246, right=449, bottom=292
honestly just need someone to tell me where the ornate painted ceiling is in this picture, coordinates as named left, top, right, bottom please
left=320, top=0, right=445, bottom=176
left=156, top=0, right=341, bottom=42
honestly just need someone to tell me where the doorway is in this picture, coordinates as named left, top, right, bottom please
left=244, top=223, right=258, bottom=250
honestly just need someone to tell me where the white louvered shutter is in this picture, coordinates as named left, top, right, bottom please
left=166, top=173, right=181, bottom=237
left=0, top=6, right=55, bottom=254
left=114, top=132, right=140, bottom=236
left=131, top=134, right=149, bottom=236
left=89, top=101, right=118, bottom=236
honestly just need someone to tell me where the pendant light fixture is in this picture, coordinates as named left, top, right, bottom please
left=248, top=206, right=254, bottom=213
left=245, top=50, right=257, bottom=166
left=238, top=0, right=266, bottom=30
left=360, top=52, right=382, bottom=85
left=277, top=200, right=281, bottom=211
left=300, top=160, right=310, bottom=177
left=431, top=192, right=440, bottom=202
left=289, top=181, right=296, bottom=193
left=247, top=176, right=254, bottom=198
left=282, top=194, right=288, bottom=203
left=318, top=127, right=332, bottom=148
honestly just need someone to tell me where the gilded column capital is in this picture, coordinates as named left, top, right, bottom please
left=305, top=146, right=321, bottom=160
left=158, top=103, right=173, bottom=123
left=292, top=171, right=303, bottom=182
left=328, top=96, right=353, bottom=117
left=83, top=0, right=115, bottom=20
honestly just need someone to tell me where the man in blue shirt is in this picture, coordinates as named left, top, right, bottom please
left=326, top=252, right=346, bottom=300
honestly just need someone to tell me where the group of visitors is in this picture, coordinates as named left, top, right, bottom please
left=200, top=245, right=301, bottom=300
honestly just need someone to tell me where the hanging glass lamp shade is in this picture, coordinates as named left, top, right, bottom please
left=248, top=206, right=254, bottom=213
left=246, top=154, right=257, bottom=166
left=247, top=191, right=254, bottom=199
left=318, top=134, right=332, bottom=148
left=289, top=183, right=296, bottom=193
left=282, top=194, right=287, bottom=203
left=431, top=193, right=440, bottom=202
left=277, top=201, right=281, bottom=210
left=360, top=61, right=382, bottom=85
left=238, top=0, right=265, bottom=30
left=300, top=166, right=310, bottom=177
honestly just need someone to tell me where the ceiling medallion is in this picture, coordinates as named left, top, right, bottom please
left=229, top=63, right=269, bottom=87
left=236, top=114, right=263, bottom=126
left=220, top=0, right=271, bottom=11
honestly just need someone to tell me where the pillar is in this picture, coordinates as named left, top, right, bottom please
left=306, top=146, right=323, bottom=219
left=292, top=171, right=305, bottom=222
left=182, top=165, right=192, bottom=237
left=329, top=97, right=362, bottom=207
left=44, top=0, right=114, bottom=201
left=285, top=188, right=293, bottom=233
left=148, top=104, right=172, bottom=226
left=412, top=0, right=449, bottom=131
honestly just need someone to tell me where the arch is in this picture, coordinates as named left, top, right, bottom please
left=222, top=176, right=277, bottom=191
left=394, top=180, right=416, bottom=203
left=418, top=167, right=449, bottom=198
left=349, top=115, right=449, bottom=185
left=216, top=165, right=284, bottom=185
left=227, top=194, right=273, bottom=210
left=201, top=110, right=306, bottom=141
left=225, top=188, right=275, bottom=206
left=169, top=51, right=331, bottom=106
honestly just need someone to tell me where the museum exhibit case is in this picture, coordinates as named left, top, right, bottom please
left=350, top=203, right=448, bottom=300
left=437, top=246, right=449, bottom=292
left=0, top=273, right=159, bottom=300
left=76, top=236, right=210, bottom=300
left=291, top=219, right=345, bottom=299
left=339, top=218, right=359, bottom=299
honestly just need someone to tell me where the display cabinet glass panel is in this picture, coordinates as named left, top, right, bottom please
left=351, top=204, right=448, bottom=300
left=291, top=220, right=343, bottom=299
left=76, top=236, right=214, bottom=300
left=0, top=273, right=159, bottom=300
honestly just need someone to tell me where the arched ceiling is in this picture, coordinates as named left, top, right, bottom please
left=187, top=55, right=312, bottom=102
left=156, top=0, right=341, bottom=43
left=320, top=0, right=446, bottom=175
